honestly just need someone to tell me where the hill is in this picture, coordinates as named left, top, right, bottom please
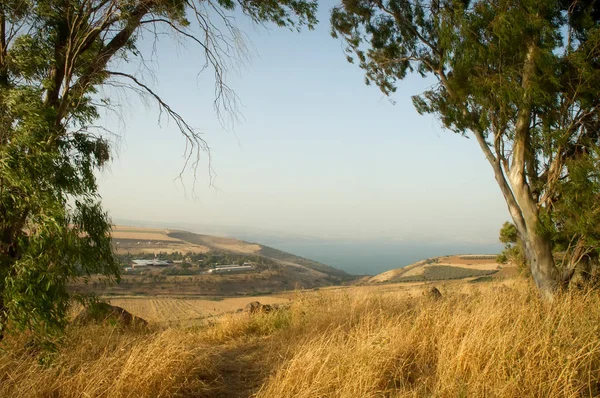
left=366, top=254, right=511, bottom=283
left=254, top=244, right=351, bottom=279
left=73, top=226, right=354, bottom=297
left=112, top=226, right=351, bottom=279
left=165, top=230, right=352, bottom=279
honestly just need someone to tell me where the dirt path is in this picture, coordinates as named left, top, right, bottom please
left=198, top=339, right=273, bottom=398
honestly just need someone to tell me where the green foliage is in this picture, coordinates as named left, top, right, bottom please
left=0, top=0, right=317, bottom=341
left=499, top=222, right=518, bottom=245
left=160, top=268, right=200, bottom=276
left=331, top=0, right=600, bottom=289
left=550, top=151, right=600, bottom=273
left=497, top=222, right=529, bottom=276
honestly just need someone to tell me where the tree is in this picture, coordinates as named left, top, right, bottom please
left=0, top=0, right=316, bottom=340
left=496, top=221, right=528, bottom=275
left=331, top=0, right=600, bottom=297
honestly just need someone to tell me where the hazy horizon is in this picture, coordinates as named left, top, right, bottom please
left=98, top=2, right=511, bottom=252
left=112, top=218, right=503, bottom=275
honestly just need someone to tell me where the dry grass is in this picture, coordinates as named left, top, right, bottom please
left=107, top=295, right=292, bottom=325
left=0, top=327, right=218, bottom=397
left=111, top=231, right=183, bottom=241
left=3, top=281, right=600, bottom=397
left=257, top=283, right=600, bottom=397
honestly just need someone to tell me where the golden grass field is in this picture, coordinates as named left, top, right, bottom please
left=3, top=278, right=600, bottom=397
left=111, top=231, right=182, bottom=242
left=107, top=295, right=293, bottom=325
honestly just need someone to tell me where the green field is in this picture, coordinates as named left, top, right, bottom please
left=393, top=265, right=498, bottom=282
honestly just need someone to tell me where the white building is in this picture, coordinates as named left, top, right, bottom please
left=132, top=259, right=172, bottom=268
left=208, top=265, right=256, bottom=274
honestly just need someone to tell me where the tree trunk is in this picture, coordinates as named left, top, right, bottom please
left=509, top=171, right=561, bottom=298
left=523, top=230, right=559, bottom=298
left=0, top=295, right=5, bottom=342
left=476, top=128, right=562, bottom=298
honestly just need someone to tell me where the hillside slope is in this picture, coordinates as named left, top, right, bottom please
left=366, top=254, right=506, bottom=283
left=165, top=230, right=351, bottom=279
left=102, top=226, right=354, bottom=295
left=255, top=245, right=352, bottom=279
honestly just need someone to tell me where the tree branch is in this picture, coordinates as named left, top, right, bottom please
left=59, top=0, right=155, bottom=122
left=509, top=43, right=537, bottom=188
left=0, top=3, right=6, bottom=86
left=105, top=70, right=214, bottom=186
left=472, top=129, right=528, bottom=235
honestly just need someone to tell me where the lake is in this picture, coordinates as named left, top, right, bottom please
left=261, top=239, right=503, bottom=276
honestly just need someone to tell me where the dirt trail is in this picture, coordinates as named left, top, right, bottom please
left=199, top=340, right=273, bottom=398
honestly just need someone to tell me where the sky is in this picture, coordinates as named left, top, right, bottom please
left=96, top=1, right=511, bottom=246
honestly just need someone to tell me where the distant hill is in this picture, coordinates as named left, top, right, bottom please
left=255, top=245, right=352, bottom=279
left=166, top=230, right=352, bottom=280
left=364, top=254, right=508, bottom=284
left=107, top=226, right=354, bottom=295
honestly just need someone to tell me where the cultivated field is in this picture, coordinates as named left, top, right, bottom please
left=111, top=230, right=182, bottom=242
left=108, top=226, right=347, bottom=287
left=107, top=295, right=292, bottom=325
left=111, top=226, right=210, bottom=255
left=439, top=254, right=499, bottom=269
left=99, top=277, right=488, bottom=326
left=368, top=254, right=505, bottom=283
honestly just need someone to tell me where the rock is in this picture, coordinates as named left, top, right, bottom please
left=74, top=302, right=148, bottom=327
left=244, top=301, right=273, bottom=314
left=261, top=304, right=273, bottom=313
left=244, top=301, right=262, bottom=313
left=424, top=286, right=443, bottom=300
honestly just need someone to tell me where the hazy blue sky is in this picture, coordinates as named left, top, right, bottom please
left=97, top=2, right=510, bottom=245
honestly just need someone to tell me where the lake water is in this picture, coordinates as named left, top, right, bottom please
left=261, top=239, right=503, bottom=276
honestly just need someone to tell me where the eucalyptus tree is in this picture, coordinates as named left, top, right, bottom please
left=0, top=0, right=316, bottom=340
left=331, top=0, right=600, bottom=297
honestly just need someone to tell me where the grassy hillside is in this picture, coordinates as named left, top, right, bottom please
left=3, top=280, right=600, bottom=397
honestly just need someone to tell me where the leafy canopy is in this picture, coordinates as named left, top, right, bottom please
left=0, top=0, right=317, bottom=340
left=331, top=0, right=600, bottom=288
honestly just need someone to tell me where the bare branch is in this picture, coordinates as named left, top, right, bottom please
left=105, top=70, right=215, bottom=188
